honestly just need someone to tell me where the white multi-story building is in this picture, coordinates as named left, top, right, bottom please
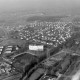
left=29, top=45, right=44, bottom=51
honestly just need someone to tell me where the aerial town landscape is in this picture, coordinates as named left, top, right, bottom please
left=0, top=0, right=80, bottom=80
left=0, top=13, right=80, bottom=80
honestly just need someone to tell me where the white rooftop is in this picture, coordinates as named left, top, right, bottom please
left=16, top=47, right=19, bottom=50
left=5, top=51, right=11, bottom=54
left=0, top=49, right=2, bottom=51
left=6, top=47, right=12, bottom=51
left=7, top=46, right=13, bottom=48
left=0, top=46, right=3, bottom=48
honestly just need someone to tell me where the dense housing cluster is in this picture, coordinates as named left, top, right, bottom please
left=15, top=21, right=72, bottom=47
